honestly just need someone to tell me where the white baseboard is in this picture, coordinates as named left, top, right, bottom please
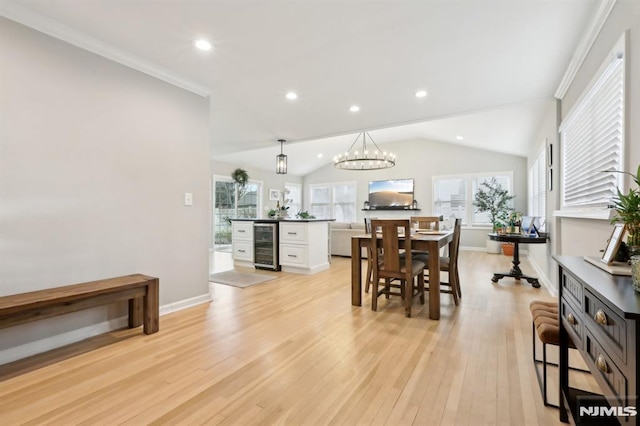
left=460, top=246, right=485, bottom=252
left=1, top=292, right=212, bottom=365
left=159, top=293, right=211, bottom=316
left=526, top=254, right=557, bottom=297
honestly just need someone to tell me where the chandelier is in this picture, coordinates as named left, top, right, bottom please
left=333, top=132, right=395, bottom=170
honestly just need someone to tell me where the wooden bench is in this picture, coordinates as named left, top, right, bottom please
left=0, top=274, right=159, bottom=335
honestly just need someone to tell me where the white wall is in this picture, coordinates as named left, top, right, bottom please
left=524, top=1, right=640, bottom=294
left=557, top=0, right=640, bottom=255
left=526, top=100, right=559, bottom=293
left=0, top=18, right=210, bottom=363
left=303, top=138, right=528, bottom=249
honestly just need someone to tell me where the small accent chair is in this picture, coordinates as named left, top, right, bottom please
left=413, top=218, right=462, bottom=305
left=370, top=219, right=425, bottom=317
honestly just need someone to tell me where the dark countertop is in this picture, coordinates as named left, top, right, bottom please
left=230, top=218, right=336, bottom=223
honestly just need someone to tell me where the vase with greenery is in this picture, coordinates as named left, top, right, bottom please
left=611, top=164, right=640, bottom=252
left=473, top=177, right=515, bottom=233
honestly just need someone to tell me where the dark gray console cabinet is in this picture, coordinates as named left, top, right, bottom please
left=556, top=256, right=640, bottom=425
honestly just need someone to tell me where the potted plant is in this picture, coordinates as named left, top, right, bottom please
left=230, top=168, right=249, bottom=204
left=296, top=210, right=316, bottom=219
left=473, top=177, right=515, bottom=254
left=610, top=164, right=640, bottom=254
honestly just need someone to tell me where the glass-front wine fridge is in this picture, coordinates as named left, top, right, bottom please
left=254, top=222, right=280, bottom=271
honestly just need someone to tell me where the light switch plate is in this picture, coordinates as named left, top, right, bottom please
left=184, top=192, right=193, bottom=206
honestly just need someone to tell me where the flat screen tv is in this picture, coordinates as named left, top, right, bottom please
left=368, top=179, right=414, bottom=210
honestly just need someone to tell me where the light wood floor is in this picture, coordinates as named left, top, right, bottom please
left=0, top=251, right=596, bottom=425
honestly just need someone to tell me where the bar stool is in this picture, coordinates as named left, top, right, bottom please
left=530, top=300, right=588, bottom=408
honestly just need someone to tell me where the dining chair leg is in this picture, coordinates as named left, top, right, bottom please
left=448, top=270, right=459, bottom=306
left=365, top=258, right=372, bottom=293
left=371, top=274, right=379, bottom=312
left=419, top=274, right=425, bottom=304
left=455, top=268, right=461, bottom=299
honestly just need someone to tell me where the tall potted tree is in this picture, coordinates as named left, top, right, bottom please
left=473, top=177, right=515, bottom=254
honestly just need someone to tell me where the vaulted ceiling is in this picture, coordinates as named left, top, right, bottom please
left=1, top=0, right=601, bottom=175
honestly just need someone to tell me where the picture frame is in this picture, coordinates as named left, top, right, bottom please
left=601, top=223, right=626, bottom=265
left=269, top=189, right=281, bottom=201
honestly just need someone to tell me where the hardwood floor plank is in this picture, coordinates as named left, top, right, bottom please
left=0, top=252, right=595, bottom=425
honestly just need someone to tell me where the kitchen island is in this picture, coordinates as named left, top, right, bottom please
left=230, top=218, right=335, bottom=275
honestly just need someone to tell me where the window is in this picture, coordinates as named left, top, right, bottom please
left=309, top=182, right=357, bottom=222
left=285, top=182, right=302, bottom=214
left=560, top=34, right=625, bottom=209
left=433, top=178, right=467, bottom=222
left=212, top=176, right=262, bottom=246
left=528, top=148, right=546, bottom=219
left=433, top=172, right=513, bottom=226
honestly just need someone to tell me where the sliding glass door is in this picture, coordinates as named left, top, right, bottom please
left=212, top=176, right=261, bottom=252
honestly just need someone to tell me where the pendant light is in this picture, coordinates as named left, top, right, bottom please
left=276, top=139, right=287, bottom=174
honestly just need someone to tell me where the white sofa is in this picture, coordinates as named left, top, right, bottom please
left=330, top=222, right=367, bottom=257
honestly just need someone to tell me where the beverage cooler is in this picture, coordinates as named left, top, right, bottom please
left=254, top=222, right=280, bottom=271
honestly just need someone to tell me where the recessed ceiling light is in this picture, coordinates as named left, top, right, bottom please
left=456, top=135, right=464, bottom=140
left=349, top=105, right=360, bottom=112
left=415, top=90, right=427, bottom=98
left=317, top=153, right=323, bottom=158
left=286, top=92, right=298, bottom=100
left=194, top=39, right=213, bottom=51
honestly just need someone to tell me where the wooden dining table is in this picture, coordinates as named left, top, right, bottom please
left=351, top=231, right=454, bottom=319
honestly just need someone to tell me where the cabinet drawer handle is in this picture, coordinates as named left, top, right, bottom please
left=288, top=254, right=297, bottom=258
left=288, top=232, right=297, bottom=235
left=595, top=354, right=610, bottom=374
left=238, top=249, right=245, bottom=253
left=567, top=313, right=577, bottom=325
left=594, top=309, right=608, bottom=326
left=238, top=229, right=245, bottom=232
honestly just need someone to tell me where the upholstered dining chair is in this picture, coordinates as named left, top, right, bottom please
left=413, top=218, right=462, bottom=305
left=370, top=219, right=425, bottom=316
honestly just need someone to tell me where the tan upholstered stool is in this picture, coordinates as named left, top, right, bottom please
left=530, top=300, right=584, bottom=408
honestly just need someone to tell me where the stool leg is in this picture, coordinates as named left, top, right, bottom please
left=532, top=322, right=536, bottom=363
left=543, top=342, right=548, bottom=406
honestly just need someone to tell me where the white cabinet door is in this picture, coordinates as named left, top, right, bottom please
left=280, top=223, right=307, bottom=244
left=232, top=221, right=254, bottom=262
left=232, top=241, right=253, bottom=261
left=280, top=244, right=308, bottom=267
left=232, top=221, right=253, bottom=241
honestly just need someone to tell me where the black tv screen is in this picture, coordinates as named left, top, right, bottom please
left=368, top=179, right=414, bottom=209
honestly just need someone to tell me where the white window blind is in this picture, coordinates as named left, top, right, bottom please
left=560, top=35, right=625, bottom=208
left=528, top=149, right=546, bottom=218
left=433, top=178, right=467, bottom=223
left=433, top=172, right=513, bottom=226
left=284, top=183, right=301, bottom=214
left=309, top=182, right=356, bottom=222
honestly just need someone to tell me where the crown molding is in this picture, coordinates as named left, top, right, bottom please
left=0, top=3, right=210, bottom=97
left=554, top=0, right=617, bottom=99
